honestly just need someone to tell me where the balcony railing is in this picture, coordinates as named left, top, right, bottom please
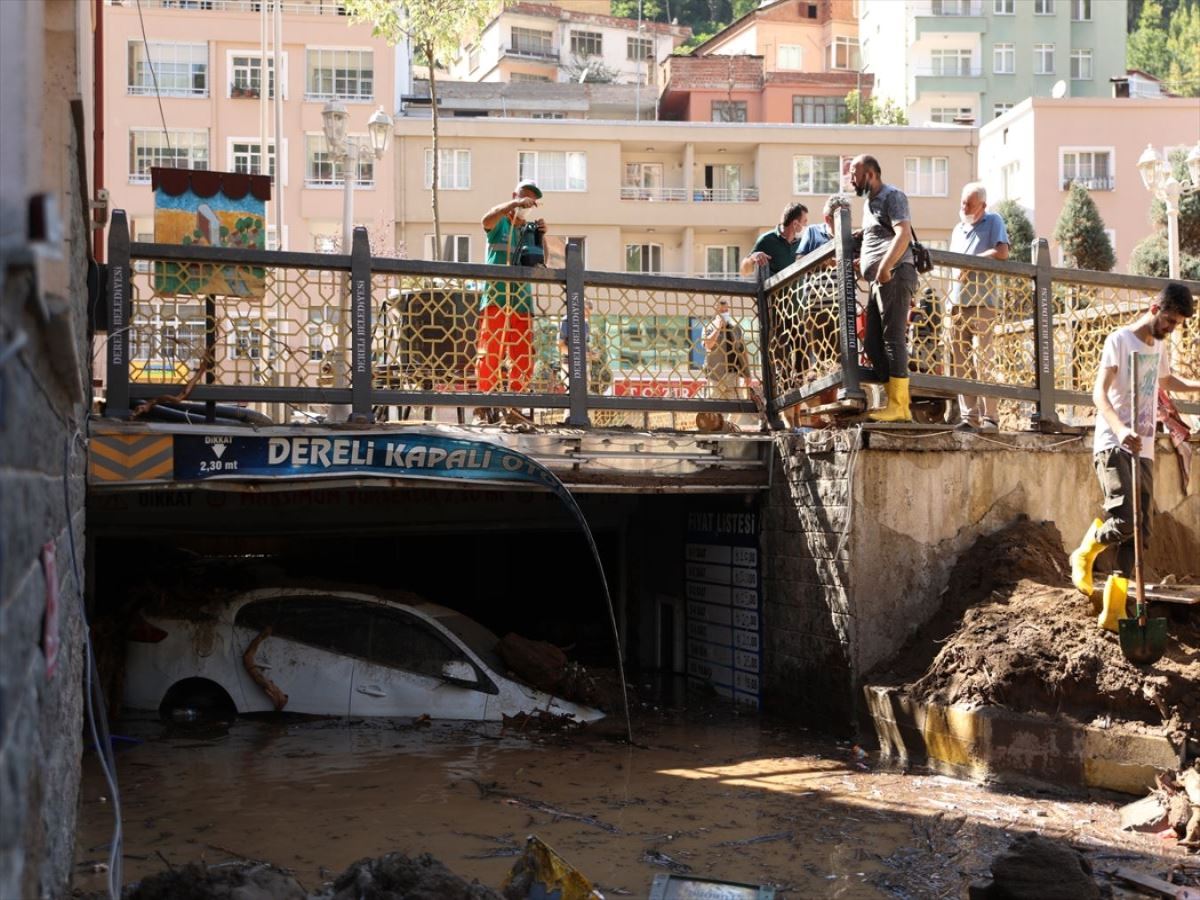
left=619, top=186, right=690, bottom=202
left=503, top=45, right=560, bottom=62
left=918, top=1, right=983, bottom=15
left=108, top=0, right=350, bottom=14
left=914, top=64, right=982, bottom=77
left=1062, top=176, right=1114, bottom=191
left=693, top=188, right=759, bottom=203
left=101, top=208, right=1200, bottom=431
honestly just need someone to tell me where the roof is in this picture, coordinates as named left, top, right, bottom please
left=500, top=1, right=691, bottom=38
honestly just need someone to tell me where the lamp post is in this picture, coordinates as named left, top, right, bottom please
left=1137, top=141, right=1200, bottom=280
left=321, top=101, right=392, bottom=421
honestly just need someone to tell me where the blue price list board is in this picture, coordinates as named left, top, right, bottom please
left=684, top=510, right=761, bottom=709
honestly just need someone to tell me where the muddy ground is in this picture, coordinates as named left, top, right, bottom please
left=868, top=518, right=1200, bottom=746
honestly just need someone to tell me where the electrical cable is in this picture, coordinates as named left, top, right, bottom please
left=134, top=0, right=173, bottom=153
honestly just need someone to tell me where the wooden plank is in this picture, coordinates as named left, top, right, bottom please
left=1145, top=584, right=1200, bottom=606
left=1113, top=867, right=1200, bottom=899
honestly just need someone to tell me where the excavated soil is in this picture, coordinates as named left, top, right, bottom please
left=868, top=517, right=1200, bottom=744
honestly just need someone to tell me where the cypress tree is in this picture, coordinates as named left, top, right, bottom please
left=1052, top=183, right=1116, bottom=272
left=993, top=199, right=1035, bottom=263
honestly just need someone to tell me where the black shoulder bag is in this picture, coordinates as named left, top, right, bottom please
left=909, top=225, right=934, bottom=274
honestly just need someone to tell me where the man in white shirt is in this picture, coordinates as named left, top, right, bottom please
left=1070, top=283, right=1198, bottom=600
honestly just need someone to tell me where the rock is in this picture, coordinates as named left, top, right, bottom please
left=318, top=852, right=503, bottom=900
left=120, top=863, right=306, bottom=900
left=971, top=833, right=1102, bottom=900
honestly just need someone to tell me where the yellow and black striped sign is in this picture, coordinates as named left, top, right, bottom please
left=89, top=434, right=173, bottom=483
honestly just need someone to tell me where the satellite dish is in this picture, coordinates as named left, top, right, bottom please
left=1051, top=80, right=1067, bottom=99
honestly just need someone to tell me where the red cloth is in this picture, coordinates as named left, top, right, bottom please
left=477, top=306, right=533, bottom=393
left=1158, top=388, right=1194, bottom=495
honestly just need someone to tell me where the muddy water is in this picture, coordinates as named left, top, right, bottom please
left=73, top=703, right=1177, bottom=898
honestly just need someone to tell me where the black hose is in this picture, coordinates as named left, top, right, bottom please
left=134, top=404, right=245, bottom=426
left=131, top=401, right=275, bottom=426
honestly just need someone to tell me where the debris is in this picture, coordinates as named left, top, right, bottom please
left=715, top=831, right=793, bottom=847
left=967, top=832, right=1101, bottom=899
left=501, top=835, right=602, bottom=900
left=642, top=850, right=691, bottom=873
left=243, top=627, right=288, bottom=711
left=1121, top=794, right=1169, bottom=833
left=493, top=792, right=620, bottom=833
left=1113, top=867, right=1200, bottom=899
left=97, top=861, right=306, bottom=899
left=647, top=873, right=776, bottom=899
left=319, top=852, right=503, bottom=900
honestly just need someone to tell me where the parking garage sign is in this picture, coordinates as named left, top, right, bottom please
left=684, top=510, right=761, bottom=709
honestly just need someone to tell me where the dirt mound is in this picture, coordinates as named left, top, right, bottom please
left=869, top=517, right=1200, bottom=741
left=89, top=862, right=307, bottom=899
left=968, top=832, right=1104, bottom=900
left=317, top=852, right=503, bottom=900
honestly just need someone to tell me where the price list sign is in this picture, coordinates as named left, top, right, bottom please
left=684, top=510, right=761, bottom=708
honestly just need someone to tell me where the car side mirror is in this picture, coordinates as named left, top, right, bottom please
left=441, top=660, right=477, bottom=683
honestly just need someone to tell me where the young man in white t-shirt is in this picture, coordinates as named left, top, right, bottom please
left=1070, top=283, right=1198, bottom=601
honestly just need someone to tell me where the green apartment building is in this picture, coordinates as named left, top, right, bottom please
left=859, top=0, right=1127, bottom=127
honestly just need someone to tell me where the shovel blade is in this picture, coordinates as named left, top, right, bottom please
left=1118, top=616, right=1169, bottom=664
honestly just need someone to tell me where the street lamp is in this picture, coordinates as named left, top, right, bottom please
left=321, top=101, right=392, bottom=420
left=1137, top=141, right=1200, bottom=280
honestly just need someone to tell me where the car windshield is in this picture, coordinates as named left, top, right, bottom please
left=436, top=614, right=506, bottom=673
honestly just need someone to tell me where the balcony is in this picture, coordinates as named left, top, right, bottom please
left=230, top=83, right=261, bottom=99
left=111, top=0, right=351, bottom=14
left=620, top=186, right=690, bottom=202
left=914, top=65, right=983, bottom=93
left=1062, top=176, right=1114, bottom=191
left=502, top=44, right=560, bottom=63
left=913, top=1, right=985, bottom=34
left=693, top=188, right=759, bottom=203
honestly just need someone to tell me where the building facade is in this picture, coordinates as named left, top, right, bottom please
left=393, top=117, right=974, bottom=271
left=977, top=96, right=1200, bottom=270
left=102, top=0, right=400, bottom=254
left=448, top=0, right=691, bottom=86
left=859, top=0, right=1127, bottom=126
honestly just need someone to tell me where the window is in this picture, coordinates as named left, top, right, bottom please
left=229, top=139, right=283, bottom=183
left=1034, top=43, right=1055, bottom=75
left=229, top=53, right=281, bottom=99
left=511, top=26, right=553, bottom=57
left=703, top=163, right=743, bottom=198
left=467, top=46, right=480, bottom=72
left=711, top=100, right=747, bottom=122
left=793, top=155, right=842, bottom=194
left=423, top=148, right=471, bottom=190
left=930, top=106, right=973, bottom=123
left=1070, top=49, right=1092, bottom=80
left=128, top=42, right=207, bottom=96
left=510, top=72, right=552, bottom=82
left=931, top=0, right=971, bottom=13
left=931, top=48, right=973, bottom=76
left=570, top=30, right=602, bottom=57
left=623, top=162, right=664, bottom=196
left=628, top=36, right=653, bottom=61
left=1071, top=0, right=1091, bottom=19
left=128, top=129, right=208, bottom=182
left=626, top=243, right=662, bottom=273
left=904, top=156, right=948, bottom=196
left=305, top=134, right=373, bottom=187
left=1061, top=149, right=1112, bottom=190
left=828, top=36, right=860, bottom=71
left=518, top=151, right=586, bottom=191
left=305, top=48, right=373, bottom=100
left=777, top=44, right=803, bottom=69
left=236, top=598, right=366, bottom=656
left=130, top=301, right=205, bottom=365
left=993, top=102, right=1014, bottom=118
left=266, top=225, right=287, bottom=251
left=230, top=317, right=278, bottom=362
left=1034, top=0, right=1055, bottom=12
left=993, top=0, right=1014, bottom=12
left=531, top=111, right=565, bottom=119
left=705, top=246, right=741, bottom=277
left=1000, top=160, right=1020, bottom=199
left=993, top=43, right=1014, bottom=74
left=425, top=234, right=471, bottom=262
left=305, top=305, right=340, bottom=361
left=793, top=95, right=847, bottom=123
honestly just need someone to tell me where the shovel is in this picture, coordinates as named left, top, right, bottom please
left=1118, top=352, right=1169, bottom=665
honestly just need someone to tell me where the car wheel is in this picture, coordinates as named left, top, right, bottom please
left=159, top=678, right=236, bottom=723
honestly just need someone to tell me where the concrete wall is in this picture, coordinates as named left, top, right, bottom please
left=761, top=430, right=1199, bottom=731
left=0, top=1, right=93, bottom=897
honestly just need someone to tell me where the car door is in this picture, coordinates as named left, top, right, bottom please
left=348, top=603, right=489, bottom=720
left=232, top=597, right=361, bottom=716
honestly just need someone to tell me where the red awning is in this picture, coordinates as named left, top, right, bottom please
left=151, top=167, right=272, bottom=202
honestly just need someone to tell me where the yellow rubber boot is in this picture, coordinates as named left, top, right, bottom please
left=1098, top=574, right=1127, bottom=633
left=1069, top=518, right=1105, bottom=598
left=867, top=377, right=912, bottom=423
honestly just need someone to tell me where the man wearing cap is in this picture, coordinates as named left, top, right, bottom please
left=474, top=180, right=547, bottom=425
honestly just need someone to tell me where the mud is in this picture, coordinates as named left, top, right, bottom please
left=868, top=518, right=1200, bottom=743
left=73, top=698, right=1192, bottom=899
left=968, top=832, right=1104, bottom=900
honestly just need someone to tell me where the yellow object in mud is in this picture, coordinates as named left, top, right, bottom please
left=867, top=376, right=912, bottom=423
left=1070, top=518, right=1106, bottom=599
left=503, top=835, right=603, bottom=900
left=1099, top=574, right=1128, bottom=633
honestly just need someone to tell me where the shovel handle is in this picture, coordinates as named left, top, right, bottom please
left=1130, top=353, right=1147, bottom=626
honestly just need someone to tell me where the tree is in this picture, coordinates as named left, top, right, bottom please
left=1130, top=147, right=1200, bottom=277
left=1052, top=183, right=1116, bottom=272
left=842, top=90, right=908, bottom=125
left=346, top=0, right=505, bottom=260
left=993, top=199, right=1034, bottom=264
left=562, top=55, right=619, bottom=83
left=1165, top=0, right=1200, bottom=96
left=1127, top=0, right=1171, bottom=78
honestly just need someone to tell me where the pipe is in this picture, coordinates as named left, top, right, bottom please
left=93, top=0, right=104, bottom=261
left=132, top=400, right=275, bottom=426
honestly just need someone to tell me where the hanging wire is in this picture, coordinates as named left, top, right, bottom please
left=135, top=0, right=173, bottom=153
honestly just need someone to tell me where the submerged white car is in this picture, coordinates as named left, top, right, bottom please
left=123, top=588, right=604, bottom=723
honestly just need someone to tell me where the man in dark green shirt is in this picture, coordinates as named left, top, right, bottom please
left=739, top=203, right=807, bottom=276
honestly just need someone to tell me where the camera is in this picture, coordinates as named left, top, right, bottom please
left=515, top=222, right=545, bottom=267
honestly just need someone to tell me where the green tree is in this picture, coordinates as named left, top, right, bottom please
left=1130, top=147, right=1200, bottom=277
left=1053, top=183, right=1116, bottom=272
left=993, top=199, right=1034, bottom=264
left=611, top=0, right=666, bottom=19
left=1127, top=0, right=1171, bottom=78
left=842, top=90, right=908, bottom=125
left=345, top=0, right=506, bottom=259
left=1165, top=0, right=1200, bottom=96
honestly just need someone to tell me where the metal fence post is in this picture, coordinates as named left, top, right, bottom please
left=755, top=266, right=785, bottom=429
left=350, top=226, right=373, bottom=423
left=1032, top=238, right=1062, bottom=431
left=106, top=210, right=131, bottom=419
left=834, top=203, right=865, bottom=403
left=565, top=241, right=590, bottom=427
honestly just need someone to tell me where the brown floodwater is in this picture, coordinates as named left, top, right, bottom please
left=73, top=696, right=1182, bottom=899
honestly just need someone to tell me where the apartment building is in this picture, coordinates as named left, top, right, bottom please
left=103, top=0, right=400, bottom=254
left=859, top=0, right=1126, bottom=126
left=447, top=0, right=690, bottom=85
left=977, top=96, right=1200, bottom=270
left=394, top=117, right=973, bottom=271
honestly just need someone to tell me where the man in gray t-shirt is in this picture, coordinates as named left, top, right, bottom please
left=850, top=154, right=918, bottom=422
